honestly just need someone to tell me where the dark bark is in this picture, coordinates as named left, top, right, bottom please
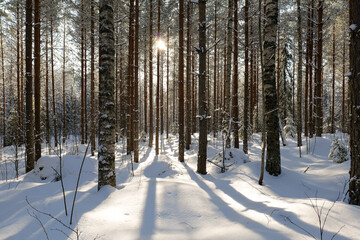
left=232, top=0, right=239, bottom=149
left=185, top=1, right=192, bottom=150
left=349, top=0, right=360, bottom=205
left=98, top=0, right=116, bottom=190
left=296, top=0, right=303, bottom=147
left=197, top=0, right=207, bottom=175
left=243, top=0, right=249, bottom=153
left=149, top=0, right=154, bottom=147
left=34, top=0, right=41, bottom=161
left=91, top=0, right=96, bottom=155
left=178, top=0, right=185, bottom=162
left=25, top=0, right=34, bottom=172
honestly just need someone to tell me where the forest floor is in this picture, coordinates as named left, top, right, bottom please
left=0, top=133, right=359, bottom=240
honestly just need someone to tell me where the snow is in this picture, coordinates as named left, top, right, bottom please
left=0, top=133, right=359, bottom=240
left=349, top=24, right=357, bottom=31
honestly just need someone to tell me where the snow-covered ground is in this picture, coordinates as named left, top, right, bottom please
left=0, top=133, right=359, bottom=240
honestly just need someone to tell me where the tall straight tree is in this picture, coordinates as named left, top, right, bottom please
left=90, top=0, right=96, bottom=155
left=349, top=0, right=360, bottom=205
left=25, top=0, right=34, bottom=172
left=224, top=0, right=233, bottom=148
left=34, top=0, right=41, bottom=161
left=63, top=13, right=67, bottom=143
left=243, top=0, right=249, bottom=153
left=197, top=0, right=207, bottom=174
left=178, top=0, right=185, bottom=162
left=232, top=0, right=239, bottom=149
left=296, top=0, right=303, bottom=149
left=330, top=23, right=335, bottom=134
left=263, top=0, right=281, bottom=176
left=149, top=0, right=154, bottom=148
left=98, top=0, right=116, bottom=190
left=314, top=0, right=323, bottom=137
left=156, top=0, right=161, bottom=155
left=134, top=0, right=139, bottom=162
left=185, top=1, right=192, bottom=150
left=213, top=1, right=217, bottom=137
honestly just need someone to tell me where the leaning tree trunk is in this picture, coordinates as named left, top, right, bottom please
left=98, top=0, right=116, bottom=190
left=349, top=0, right=360, bottom=206
left=197, top=0, right=207, bottom=175
left=263, top=0, right=281, bottom=176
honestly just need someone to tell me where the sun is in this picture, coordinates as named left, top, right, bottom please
left=155, top=39, right=166, bottom=51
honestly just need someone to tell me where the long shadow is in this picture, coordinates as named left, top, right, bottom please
left=139, top=157, right=158, bottom=240
left=183, top=164, right=283, bottom=239
left=203, top=173, right=352, bottom=240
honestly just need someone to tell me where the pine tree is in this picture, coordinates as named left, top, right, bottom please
left=178, top=0, right=185, bottom=162
left=348, top=0, right=360, bottom=205
left=34, top=0, right=41, bottom=161
left=98, top=0, right=116, bottom=190
left=197, top=0, right=207, bottom=175
left=25, top=0, right=34, bottom=172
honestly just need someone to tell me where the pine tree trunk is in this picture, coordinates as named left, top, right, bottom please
left=224, top=0, right=233, bottom=148
left=45, top=31, right=50, bottom=149
left=25, top=0, right=34, bottom=172
left=63, top=16, right=67, bottom=143
left=342, top=34, right=346, bottom=133
left=98, top=0, right=116, bottom=190
left=348, top=0, right=360, bottom=205
left=185, top=1, right=192, bottom=150
left=296, top=0, right=303, bottom=147
left=51, top=19, right=58, bottom=148
left=34, top=0, right=41, bottom=161
left=243, top=0, right=249, bottom=153
left=149, top=0, right=154, bottom=147
left=90, top=0, right=96, bottom=155
left=309, top=0, right=315, bottom=137
left=197, top=0, right=207, bottom=175
left=178, top=0, right=185, bottom=162
left=232, top=0, right=239, bottom=149
left=156, top=0, right=161, bottom=155
left=134, top=0, right=140, bottom=162
left=127, top=0, right=134, bottom=154
left=166, top=27, right=169, bottom=139
left=331, top=23, right=335, bottom=134
left=314, top=0, right=323, bottom=137
left=213, top=2, right=217, bottom=138
left=263, top=0, right=281, bottom=176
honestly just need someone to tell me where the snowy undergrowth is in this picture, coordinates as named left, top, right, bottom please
left=0, top=133, right=359, bottom=240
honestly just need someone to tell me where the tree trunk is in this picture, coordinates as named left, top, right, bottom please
left=314, top=0, right=323, bottom=137
left=197, top=0, right=207, bottom=175
left=348, top=0, right=360, bottom=205
left=224, top=0, right=233, bottom=148
left=243, top=0, right=249, bottom=153
left=45, top=30, right=50, bottom=149
left=25, top=0, right=34, bottom=172
left=331, top=23, right=335, bottom=134
left=34, top=0, right=41, bottom=161
left=156, top=0, right=161, bottom=155
left=213, top=2, right=218, bottom=138
left=134, top=0, right=140, bottom=162
left=91, top=0, right=96, bottom=155
left=149, top=0, right=154, bottom=147
left=296, top=0, right=303, bottom=148
left=342, top=32, right=346, bottom=133
left=232, top=0, right=239, bottom=149
left=98, top=0, right=116, bottom=190
left=63, top=15, right=67, bottom=143
left=178, top=0, right=185, bottom=162
left=51, top=19, right=58, bottom=148
left=185, top=1, right=192, bottom=150
left=263, top=0, right=281, bottom=176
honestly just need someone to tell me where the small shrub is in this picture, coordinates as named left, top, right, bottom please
left=328, top=138, right=349, bottom=163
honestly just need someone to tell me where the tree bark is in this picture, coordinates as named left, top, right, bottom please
left=34, top=0, right=41, bottom=161
left=149, top=0, right=154, bottom=147
left=296, top=0, right=303, bottom=147
left=197, top=0, right=207, bottom=175
left=98, top=0, right=116, bottom=190
left=134, top=0, right=140, bottom=162
left=90, top=0, right=96, bottom=155
left=232, top=0, right=239, bottom=149
left=243, top=0, right=249, bottom=153
left=348, top=0, right=360, bottom=205
left=178, top=0, right=185, bottom=162
left=185, top=1, right=192, bottom=150
left=314, top=0, right=323, bottom=137
left=263, top=0, right=281, bottom=176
